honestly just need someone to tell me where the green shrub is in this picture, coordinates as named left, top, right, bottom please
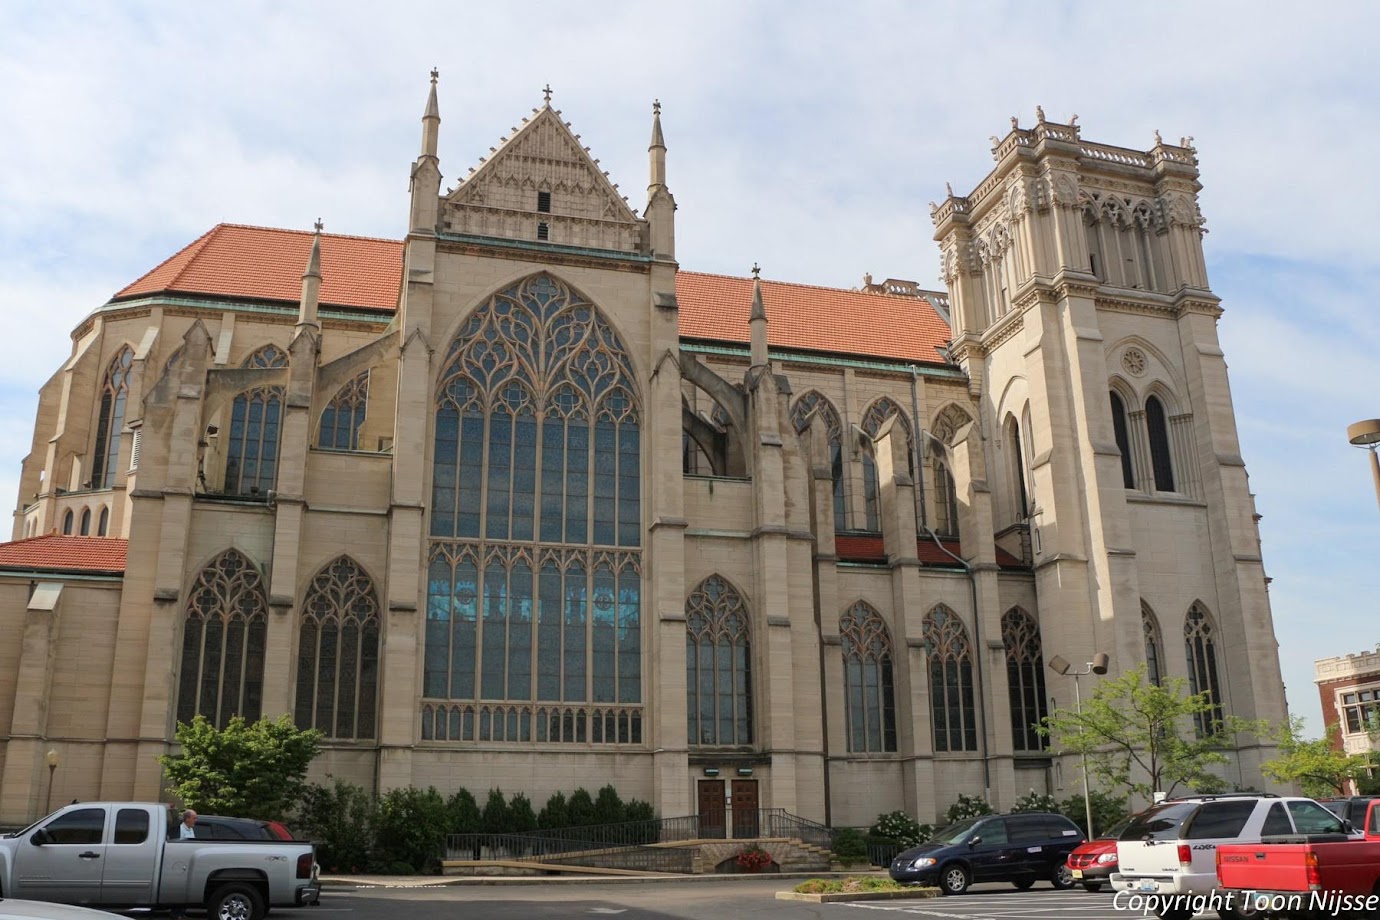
left=294, top=778, right=375, bottom=874
left=445, top=788, right=481, bottom=834
left=593, top=784, right=626, bottom=825
left=870, top=810, right=926, bottom=847
left=567, top=788, right=596, bottom=827
left=481, top=788, right=511, bottom=834
left=538, top=791, right=570, bottom=829
left=831, top=827, right=868, bottom=862
left=943, top=794, right=994, bottom=823
left=508, top=792, right=537, bottom=833
left=1057, top=790, right=1127, bottom=838
left=370, top=786, right=447, bottom=874
left=1011, top=789, right=1059, bottom=813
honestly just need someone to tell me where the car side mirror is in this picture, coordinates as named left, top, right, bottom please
left=1343, top=819, right=1354, bottom=833
left=968, top=835, right=981, bottom=847
left=30, top=828, right=53, bottom=846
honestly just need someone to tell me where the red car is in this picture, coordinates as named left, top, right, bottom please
left=1066, top=818, right=1130, bottom=892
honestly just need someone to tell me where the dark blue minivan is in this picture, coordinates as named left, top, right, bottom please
left=889, top=812, right=1085, bottom=894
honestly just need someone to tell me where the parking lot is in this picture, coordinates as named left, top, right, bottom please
left=319, top=879, right=1176, bottom=920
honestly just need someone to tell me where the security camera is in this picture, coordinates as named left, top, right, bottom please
left=1091, top=653, right=1109, bottom=675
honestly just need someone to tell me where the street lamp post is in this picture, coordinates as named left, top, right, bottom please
left=1048, top=653, right=1109, bottom=839
left=44, top=749, right=59, bottom=815
left=1347, top=420, right=1380, bottom=512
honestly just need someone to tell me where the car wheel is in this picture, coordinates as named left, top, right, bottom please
left=1219, top=896, right=1264, bottom=920
left=1012, top=876, right=1036, bottom=890
left=209, top=881, right=266, bottom=920
left=1050, top=862, right=1075, bottom=890
left=939, top=863, right=971, bottom=895
left=1081, top=881, right=1102, bottom=893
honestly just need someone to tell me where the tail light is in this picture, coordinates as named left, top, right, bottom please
left=297, top=852, right=314, bottom=879
left=1305, top=851, right=1320, bottom=890
left=1177, top=844, right=1192, bottom=866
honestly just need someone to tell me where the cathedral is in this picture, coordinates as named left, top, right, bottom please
left=0, top=76, right=1289, bottom=829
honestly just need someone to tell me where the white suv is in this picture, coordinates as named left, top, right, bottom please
left=1110, top=794, right=1348, bottom=920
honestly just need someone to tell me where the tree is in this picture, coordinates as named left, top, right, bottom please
left=1040, top=666, right=1268, bottom=802
left=481, top=788, right=511, bottom=834
left=446, top=788, right=481, bottom=834
left=1262, top=716, right=1364, bottom=798
left=159, top=714, right=322, bottom=820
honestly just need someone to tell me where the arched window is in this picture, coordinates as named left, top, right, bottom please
left=1185, top=604, right=1224, bottom=735
left=319, top=372, right=369, bottom=450
left=79, top=508, right=91, bottom=536
left=791, top=391, right=845, bottom=530
left=860, top=398, right=913, bottom=532
left=930, top=405, right=972, bottom=537
left=923, top=605, right=977, bottom=752
left=61, top=510, right=73, bottom=535
left=1142, top=603, right=1163, bottom=686
left=225, top=387, right=284, bottom=496
left=97, top=507, right=109, bottom=537
left=295, top=556, right=381, bottom=739
left=176, top=549, right=268, bottom=727
left=840, top=601, right=896, bottom=752
left=1007, top=417, right=1029, bottom=520
left=243, top=345, right=288, bottom=369
left=1002, top=608, right=1048, bottom=751
left=1146, top=396, right=1175, bottom=492
left=425, top=273, right=642, bottom=745
left=686, top=575, right=751, bottom=746
left=1110, top=392, right=1135, bottom=489
left=92, top=347, right=134, bottom=488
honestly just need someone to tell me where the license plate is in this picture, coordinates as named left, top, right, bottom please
left=1071, top=869, right=1083, bottom=879
left=1139, top=881, right=1158, bottom=892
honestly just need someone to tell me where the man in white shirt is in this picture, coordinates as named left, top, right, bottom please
left=179, top=809, right=198, bottom=839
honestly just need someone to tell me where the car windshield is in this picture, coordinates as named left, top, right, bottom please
left=928, top=817, right=984, bottom=845
left=1098, top=817, right=1132, bottom=840
left=1120, top=802, right=1198, bottom=841
left=1319, top=801, right=1347, bottom=818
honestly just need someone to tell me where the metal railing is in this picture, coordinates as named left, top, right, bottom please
left=867, top=841, right=905, bottom=868
left=443, top=832, right=693, bottom=873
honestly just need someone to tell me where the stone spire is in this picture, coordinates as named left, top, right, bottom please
left=421, top=68, right=441, bottom=157
left=649, top=99, right=666, bottom=188
left=749, top=263, right=768, bottom=368
left=295, top=219, right=323, bottom=335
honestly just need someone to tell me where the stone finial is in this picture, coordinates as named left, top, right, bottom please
left=946, top=181, right=954, bottom=197
left=1035, top=105, right=1046, bottom=124
left=542, top=83, right=553, bottom=104
left=1010, top=115, right=1019, bottom=129
left=1154, top=129, right=1163, bottom=146
left=749, top=265, right=768, bottom=367
left=1069, top=113, right=1079, bottom=127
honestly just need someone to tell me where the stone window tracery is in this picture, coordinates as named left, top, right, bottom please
left=1002, top=608, right=1048, bottom=751
left=176, top=549, right=268, bottom=728
left=294, top=556, right=381, bottom=740
left=860, top=397, right=914, bottom=532
left=686, top=575, right=752, bottom=747
left=224, top=346, right=288, bottom=497
left=924, top=605, right=976, bottom=752
left=1185, top=603, right=1224, bottom=735
left=841, top=601, right=896, bottom=753
left=424, top=273, right=642, bottom=745
left=319, top=372, right=369, bottom=451
left=792, top=391, right=846, bottom=529
left=1143, top=603, right=1163, bottom=686
left=92, top=347, right=134, bottom=488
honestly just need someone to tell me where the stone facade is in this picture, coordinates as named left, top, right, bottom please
left=0, top=86, right=1288, bottom=827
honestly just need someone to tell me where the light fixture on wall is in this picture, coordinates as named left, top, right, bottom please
left=703, top=767, right=720, bottom=777
left=44, top=749, right=59, bottom=815
left=736, top=767, right=753, bottom=777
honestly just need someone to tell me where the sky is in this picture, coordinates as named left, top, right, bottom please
left=2, top=1, right=1377, bottom=736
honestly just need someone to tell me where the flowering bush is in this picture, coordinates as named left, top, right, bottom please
left=869, top=810, right=931, bottom=847
left=1011, top=789, right=1059, bottom=813
left=735, top=844, right=775, bottom=872
left=943, top=793, right=994, bottom=823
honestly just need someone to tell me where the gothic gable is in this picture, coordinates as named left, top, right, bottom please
left=442, top=105, right=643, bottom=252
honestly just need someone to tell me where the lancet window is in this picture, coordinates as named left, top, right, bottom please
left=319, top=372, right=369, bottom=451
left=1146, top=396, right=1176, bottom=492
left=1185, top=603, right=1225, bottom=735
left=860, top=397, right=914, bottom=532
left=92, top=347, right=134, bottom=488
left=424, top=273, right=642, bottom=745
left=930, top=405, right=972, bottom=537
left=294, top=556, right=381, bottom=740
left=1143, top=603, right=1163, bottom=686
left=841, top=601, right=896, bottom=753
left=1002, top=608, right=1048, bottom=752
left=686, top=575, right=752, bottom=747
left=791, top=391, right=845, bottom=529
left=1111, top=391, right=1136, bottom=488
left=176, top=549, right=268, bottom=727
left=924, top=605, right=977, bottom=752
left=225, top=346, right=287, bottom=496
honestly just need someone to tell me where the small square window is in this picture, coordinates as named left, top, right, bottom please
left=1344, top=693, right=1358, bottom=704
left=537, top=191, right=551, bottom=213
left=1362, top=691, right=1373, bottom=702
left=537, top=222, right=549, bottom=241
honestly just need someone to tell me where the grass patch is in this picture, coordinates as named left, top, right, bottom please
left=793, top=876, right=908, bottom=895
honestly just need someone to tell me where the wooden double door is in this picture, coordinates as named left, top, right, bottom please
left=697, top=778, right=759, bottom=838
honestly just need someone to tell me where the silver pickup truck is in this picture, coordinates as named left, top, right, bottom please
left=0, top=802, right=319, bottom=920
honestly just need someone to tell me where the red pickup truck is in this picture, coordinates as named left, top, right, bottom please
left=1216, top=800, right=1380, bottom=917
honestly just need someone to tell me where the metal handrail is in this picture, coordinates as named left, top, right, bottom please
left=444, top=832, right=693, bottom=873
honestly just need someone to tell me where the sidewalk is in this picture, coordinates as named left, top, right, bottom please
left=320, top=869, right=886, bottom=888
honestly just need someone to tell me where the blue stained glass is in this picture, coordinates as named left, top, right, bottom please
left=593, top=420, right=617, bottom=545
left=481, top=563, right=506, bottom=699
left=537, top=564, right=562, bottom=700
left=512, top=415, right=537, bottom=541
left=486, top=411, right=513, bottom=539
left=617, top=570, right=640, bottom=704
left=458, top=413, right=485, bottom=537
left=450, top=560, right=478, bottom=698
left=566, top=421, right=589, bottom=543
left=508, top=563, right=533, bottom=700
left=592, top=565, right=616, bottom=703
left=563, top=564, right=586, bottom=701
left=540, top=419, right=565, bottom=542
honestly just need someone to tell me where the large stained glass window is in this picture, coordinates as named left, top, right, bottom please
left=176, top=549, right=268, bottom=727
left=424, top=273, right=642, bottom=745
left=294, top=556, right=381, bottom=739
left=92, top=348, right=134, bottom=488
left=225, top=346, right=287, bottom=496
left=1001, top=608, right=1048, bottom=751
left=924, top=605, right=976, bottom=752
left=686, top=575, right=752, bottom=747
left=841, top=601, right=896, bottom=752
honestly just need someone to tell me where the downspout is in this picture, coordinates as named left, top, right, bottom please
left=909, top=366, right=927, bottom=533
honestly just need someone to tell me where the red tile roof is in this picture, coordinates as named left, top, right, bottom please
left=836, top=533, right=1027, bottom=569
left=109, top=225, right=954, bottom=364
left=0, top=536, right=129, bottom=574
left=676, top=271, right=952, bottom=364
left=115, top=224, right=403, bottom=313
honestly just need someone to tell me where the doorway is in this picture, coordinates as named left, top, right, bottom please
left=731, top=779, right=759, bottom=837
left=697, top=780, right=726, bottom=839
